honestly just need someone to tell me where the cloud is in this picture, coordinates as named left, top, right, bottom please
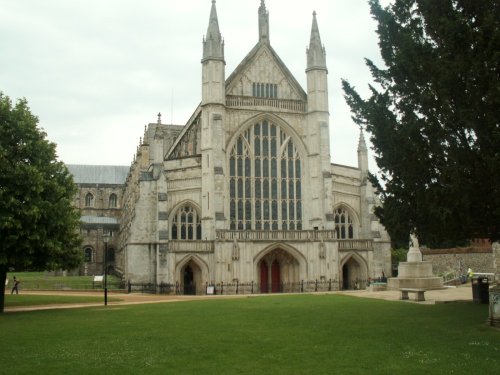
left=0, top=0, right=385, bottom=170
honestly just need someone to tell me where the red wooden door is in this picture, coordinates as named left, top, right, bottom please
left=271, top=260, right=281, bottom=293
left=260, top=261, right=268, bottom=293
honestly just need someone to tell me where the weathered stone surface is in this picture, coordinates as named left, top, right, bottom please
left=68, top=2, right=392, bottom=292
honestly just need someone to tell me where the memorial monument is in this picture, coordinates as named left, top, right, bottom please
left=388, top=232, right=443, bottom=290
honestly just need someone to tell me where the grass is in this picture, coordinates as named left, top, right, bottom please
left=0, top=294, right=498, bottom=374
left=4, top=294, right=122, bottom=307
left=6, top=272, right=123, bottom=290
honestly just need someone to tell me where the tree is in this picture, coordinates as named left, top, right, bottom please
left=0, top=93, right=82, bottom=313
left=342, top=0, right=500, bottom=248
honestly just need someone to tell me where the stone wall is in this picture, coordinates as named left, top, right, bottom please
left=493, top=242, right=500, bottom=282
left=422, top=247, right=494, bottom=277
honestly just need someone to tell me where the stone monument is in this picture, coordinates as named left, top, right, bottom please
left=488, top=241, right=500, bottom=327
left=388, top=232, right=443, bottom=290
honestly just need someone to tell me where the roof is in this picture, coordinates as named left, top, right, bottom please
left=67, top=164, right=129, bottom=185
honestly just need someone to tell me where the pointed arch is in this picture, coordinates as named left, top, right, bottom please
left=227, top=113, right=308, bottom=156
left=254, top=243, right=305, bottom=293
left=228, top=115, right=306, bottom=231
left=176, top=254, right=210, bottom=273
left=169, top=200, right=202, bottom=240
left=339, top=252, right=369, bottom=290
left=332, top=203, right=360, bottom=239
left=175, top=254, right=210, bottom=288
left=254, top=242, right=307, bottom=275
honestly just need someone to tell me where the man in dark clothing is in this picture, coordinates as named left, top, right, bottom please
left=11, top=276, right=20, bottom=294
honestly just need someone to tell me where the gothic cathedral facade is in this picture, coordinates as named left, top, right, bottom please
left=72, top=1, right=391, bottom=293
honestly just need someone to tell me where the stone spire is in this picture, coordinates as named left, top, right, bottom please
left=357, top=128, right=369, bottom=173
left=306, top=11, right=327, bottom=71
left=357, top=127, right=367, bottom=152
left=258, top=0, right=270, bottom=44
left=203, top=0, right=224, bottom=61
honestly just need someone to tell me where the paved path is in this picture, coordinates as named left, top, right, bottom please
left=4, top=285, right=474, bottom=313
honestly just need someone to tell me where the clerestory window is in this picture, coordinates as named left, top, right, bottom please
left=171, top=204, right=202, bottom=240
left=108, top=193, right=117, bottom=208
left=229, top=119, right=302, bottom=231
left=85, top=193, right=94, bottom=207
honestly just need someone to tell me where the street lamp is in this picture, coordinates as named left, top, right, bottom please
left=103, top=231, right=110, bottom=306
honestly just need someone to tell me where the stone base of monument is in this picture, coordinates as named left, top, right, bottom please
left=387, top=261, right=444, bottom=290
left=488, top=284, right=500, bottom=327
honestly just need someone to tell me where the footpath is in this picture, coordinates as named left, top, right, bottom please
left=4, top=284, right=474, bottom=313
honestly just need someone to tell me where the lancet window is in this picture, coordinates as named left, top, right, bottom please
left=334, top=207, right=354, bottom=239
left=229, top=120, right=302, bottom=230
left=108, top=193, right=117, bottom=208
left=83, top=247, right=92, bottom=262
left=171, top=204, right=202, bottom=240
left=85, top=193, right=94, bottom=207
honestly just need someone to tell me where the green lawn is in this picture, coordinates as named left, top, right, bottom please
left=6, top=272, right=123, bottom=290
left=4, top=294, right=122, bottom=307
left=0, top=295, right=498, bottom=374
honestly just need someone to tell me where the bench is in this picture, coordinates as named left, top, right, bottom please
left=399, top=288, right=426, bottom=301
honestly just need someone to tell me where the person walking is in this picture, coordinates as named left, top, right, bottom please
left=11, top=276, right=20, bottom=294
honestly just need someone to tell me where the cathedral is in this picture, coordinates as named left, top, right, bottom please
left=68, top=1, right=391, bottom=294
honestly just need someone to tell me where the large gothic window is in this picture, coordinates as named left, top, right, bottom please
left=229, top=120, right=302, bottom=230
left=334, top=207, right=354, bottom=239
left=171, top=204, right=202, bottom=240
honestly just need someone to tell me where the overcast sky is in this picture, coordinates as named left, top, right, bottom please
left=1, top=0, right=389, bottom=169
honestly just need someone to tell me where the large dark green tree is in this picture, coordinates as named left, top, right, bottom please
left=343, top=0, right=499, bottom=248
left=0, top=93, right=82, bottom=312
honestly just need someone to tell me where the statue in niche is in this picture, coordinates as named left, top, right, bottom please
left=232, top=239, right=240, bottom=261
left=319, top=239, right=326, bottom=259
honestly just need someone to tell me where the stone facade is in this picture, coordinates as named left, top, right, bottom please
left=69, top=1, right=392, bottom=293
left=67, top=165, right=129, bottom=276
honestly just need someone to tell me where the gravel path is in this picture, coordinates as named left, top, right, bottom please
left=4, top=284, right=475, bottom=313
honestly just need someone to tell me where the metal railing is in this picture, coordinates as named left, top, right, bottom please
left=126, top=279, right=370, bottom=295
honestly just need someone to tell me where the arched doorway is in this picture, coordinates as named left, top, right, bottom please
left=257, top=248, right=300, bottom=293
left=181, top=261, right=202, bottom=295
left=341, top=255, right=367, bottom=290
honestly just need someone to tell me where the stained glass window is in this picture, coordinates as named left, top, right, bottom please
left=229, top=120, right=302, bottom=230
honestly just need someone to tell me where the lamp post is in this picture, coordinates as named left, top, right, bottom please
left=103, top=231, right=110, bottom=306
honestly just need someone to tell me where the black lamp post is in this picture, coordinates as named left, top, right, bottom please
left=103, top=232, right=109, bottom=306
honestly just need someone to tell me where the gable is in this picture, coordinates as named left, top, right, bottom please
left=166, top=108, right=202, bottom=160
left=225, top=43, right=307, bottom=102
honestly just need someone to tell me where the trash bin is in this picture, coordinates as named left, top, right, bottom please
left=471, top=277, right=489, bottom=304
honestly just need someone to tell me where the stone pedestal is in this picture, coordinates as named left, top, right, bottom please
left=387, top=240, right=443, bottom=291
left=387, top=260, right=444, bottom=290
